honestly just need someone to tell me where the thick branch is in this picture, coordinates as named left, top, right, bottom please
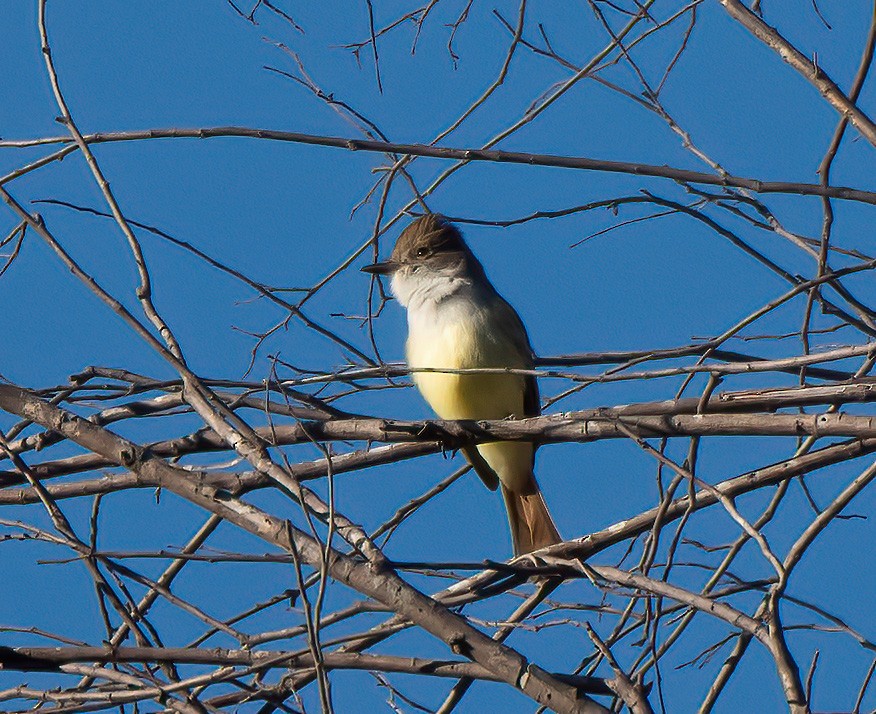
left=2, top=126, right=875, bottom=204
left=35, top=410, right=876, bottom=446
left=5, top=401, right=876, bottom=485
left=0, top=383, right=602, bottom=714
left=0, top=645, right=614, bottom=695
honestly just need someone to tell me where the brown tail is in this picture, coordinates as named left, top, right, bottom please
left=500, top=480, right=561, bottom=556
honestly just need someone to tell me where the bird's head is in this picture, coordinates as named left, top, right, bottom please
left=361, top=214, right=480, bottom=307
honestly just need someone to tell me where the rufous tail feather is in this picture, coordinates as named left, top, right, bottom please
left=500, top=479, right=561, bottom=556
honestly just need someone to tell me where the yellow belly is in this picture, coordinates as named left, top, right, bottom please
left=407, top=320, right=527, bottom=418
left=407, top=319, right=533, bottom=492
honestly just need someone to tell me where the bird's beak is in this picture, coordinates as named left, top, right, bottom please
left=361, top=260, right=399, bottom=275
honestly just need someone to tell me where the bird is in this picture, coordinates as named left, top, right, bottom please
left=362, top=213, right=561, bottom=555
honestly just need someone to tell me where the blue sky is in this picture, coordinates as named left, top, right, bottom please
left=2, top=1, right=876, bottom=712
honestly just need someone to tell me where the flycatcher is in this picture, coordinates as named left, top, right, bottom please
left=362, top=214, right=561, bottom=555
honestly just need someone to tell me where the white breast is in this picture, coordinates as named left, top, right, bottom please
left=406, top=294, right=479, bottom=369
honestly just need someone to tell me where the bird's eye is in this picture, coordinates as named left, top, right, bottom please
left=416, top=248, right=429, bottom=257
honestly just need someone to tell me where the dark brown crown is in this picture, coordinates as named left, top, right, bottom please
left=390, top=214, right=466, bottom=263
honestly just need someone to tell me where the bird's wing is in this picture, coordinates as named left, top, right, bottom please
left=491, top=295, right=540, bottom=479
left=462, top=446, right=500, bottom=491
left=491, top=295, right=540, bottom=418
left=460, top=292, right=540, bottom=491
